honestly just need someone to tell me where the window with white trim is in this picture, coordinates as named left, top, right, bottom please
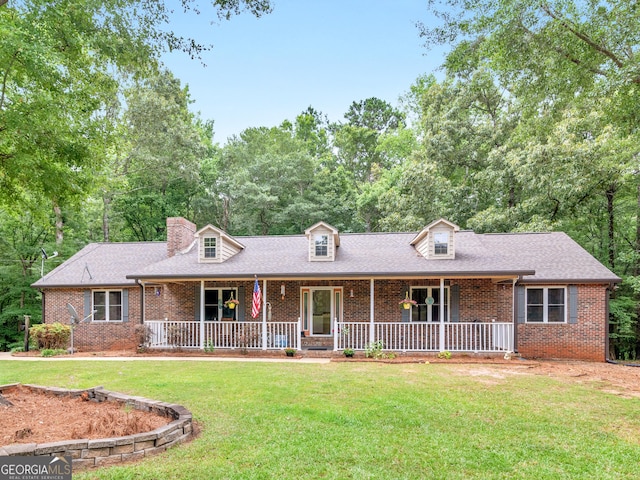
left=433, top=232, right=449, bottom=255
left=93, top=290, right=122, bottom=322
left=526, top=287, right=566, bottom=323
left=410, top=287, right=449, bottom=322
left=315, top=234, right=328, bottom=257
left=204, top=237, right=217, bottom=258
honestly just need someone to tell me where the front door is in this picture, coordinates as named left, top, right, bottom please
left=312, top=289, right=332, bottom=335
left=301, top=287, right=342, bottom=336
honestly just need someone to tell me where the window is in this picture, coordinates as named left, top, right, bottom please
left=204, top=288, right=237, bottom=321
left=315, top=235, right=328, bottom=257
left=410, top=287, right=449, bottom=322
left=93, top=290, right=122, bottom=322
left=526, top=287, right=566, bottom=323
left=434, top=232, right=449, bottom=255
left=204, top=237, right=217, bottom=258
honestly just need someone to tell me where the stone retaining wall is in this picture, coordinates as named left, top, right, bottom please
left=0, top=383, right=194, bottom=470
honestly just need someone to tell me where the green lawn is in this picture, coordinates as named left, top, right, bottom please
left=1, top=360, right=639, bottom=479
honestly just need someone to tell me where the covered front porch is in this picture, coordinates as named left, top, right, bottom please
left=141, top=277, right=516, bottom=353
left=143, top=318, right=513, bottom=353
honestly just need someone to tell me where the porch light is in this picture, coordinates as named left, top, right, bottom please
left=349, top=289, right=354, bottom=298
left=281, top=284, right=285, bottom=299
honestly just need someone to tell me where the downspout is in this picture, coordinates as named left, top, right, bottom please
left=40, top=289, right=45, bottom=324
left=138, top=280, right=145, bottom=325
left=511, top=276, right=520, bottom=353
left=512, top=277, right=519, bottom=353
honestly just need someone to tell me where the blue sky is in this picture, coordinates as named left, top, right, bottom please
left=162, top=1, right=448, bottom=144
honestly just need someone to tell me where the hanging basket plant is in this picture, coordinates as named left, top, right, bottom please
left=224, top=295, right=239, bottom=309
left=399, top=292, right=417, bottom=310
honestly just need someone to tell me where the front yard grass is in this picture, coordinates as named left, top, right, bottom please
left=1, top=360, right=639, bottom=479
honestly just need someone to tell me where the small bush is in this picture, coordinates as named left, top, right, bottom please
left=437, top=350, right=452, bottom=360
left=364, top=340, right=395, bottom=359
left=29, top=322, right=71, bottom=350
left=41, top=348, right=68, bottom=357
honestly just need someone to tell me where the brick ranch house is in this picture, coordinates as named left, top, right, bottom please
left=32, top=217, right=620, bottom=361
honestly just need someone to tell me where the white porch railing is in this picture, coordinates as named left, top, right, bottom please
left=145, top=320, right=512, bottom=353
left=145, top=320, right=300, bottom=350
left=335, top=321, right=513, bottom=352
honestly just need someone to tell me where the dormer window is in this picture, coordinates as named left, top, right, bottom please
left=315, top=235, right=328, bottom=257
left=195, top=224, right=244, bottom=263
left=434, top=232, right=449, bottom=255
left=410, top=218, right=459, bottom=260
left=305, top=222, right=340, bottom=262
left=204, top=237, right=217, bottom=258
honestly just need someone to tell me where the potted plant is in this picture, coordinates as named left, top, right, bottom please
left=224, top=296, right=239, bottom=309
left=399, top=292, right=417, bottom=310
left=284, top=347, right=296, bottom=357
left=343, top=348, right=355, bottom=358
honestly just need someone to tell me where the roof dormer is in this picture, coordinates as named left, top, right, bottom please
left=195, top=225, right=244, bottom=263
left=410, top=218, right=459, bottom=260
left=304, top=222, right=340, bottom=262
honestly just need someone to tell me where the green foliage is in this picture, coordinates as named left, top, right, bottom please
left=0, top=211, right=48, bottom=350
left=40, top=348, right=68, bottom=357
left=363, top=340, right=395, bottom=359
left=29, top=322, right=70, bottom=350
left=437, top=350, right=452, bottom=360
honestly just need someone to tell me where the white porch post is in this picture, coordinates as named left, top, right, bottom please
left=439, top=277, right=445, bottom=351
left=199, top=280, right=205, bottom=349
left=262, top=279, right=267, bottom=350
left=369, top=279, right=375, bottom=343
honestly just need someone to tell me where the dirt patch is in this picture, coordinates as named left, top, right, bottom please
left=448, top=360, right=640, bottom=398
left=0, top=386, right=170, bottom=446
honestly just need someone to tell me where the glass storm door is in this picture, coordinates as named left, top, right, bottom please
left=312, top=290, right=332, bottom=335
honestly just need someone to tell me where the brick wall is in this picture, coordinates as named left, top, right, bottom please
left=43, top=287, right=141, bottom=352
left=517, top=284, right=607, bottom=361
left=44, top=281, right=609, bottom=360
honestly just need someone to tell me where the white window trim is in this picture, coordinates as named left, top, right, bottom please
left=92, top=289, right=123, bottom=322
left=203, top=236, right=217, bottom=259
left=525, top=286, right=567, bottom=324
left=433, top=232, right=449, bottom=255
left=409, top=286, right=450, bottom=322
left=315, top=234, right=328, bottom=257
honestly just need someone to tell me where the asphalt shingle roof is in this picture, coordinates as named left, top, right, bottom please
left=32, top=230, right=620, bottom=288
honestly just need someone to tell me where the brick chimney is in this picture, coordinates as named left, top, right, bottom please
left=166, top=217, right=197, bottom=257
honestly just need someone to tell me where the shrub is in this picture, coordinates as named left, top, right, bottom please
left=437, top=350, right=452, bottom=360
left=29, top=322, right=71, bottom=350
left=41, top=348, right=69, bottom=357
left=364, top=340, right=396, bottom=360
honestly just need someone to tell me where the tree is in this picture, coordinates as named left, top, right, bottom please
left=110, top=70, right=212, bottom=241
left=216, top=125, right=318, bottom=235
left=420, top=0, right=640, bottom=358
left=0, top=0, right=272, bottom=209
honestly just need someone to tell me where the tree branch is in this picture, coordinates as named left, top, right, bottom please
left=0, top=50, right=21, bottom=111
left=518, top=21, right=611, bottom=80
left=540, top=3, right=625, bottom=69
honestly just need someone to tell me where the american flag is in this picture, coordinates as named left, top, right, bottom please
left=251, top=278, right=261, bottom=319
